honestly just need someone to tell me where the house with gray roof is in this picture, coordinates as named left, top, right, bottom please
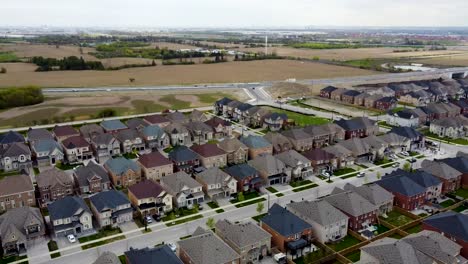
left=302, top=148, right=337, bottom=174
left=303, top=123, right=345, bottom=148
left=61, top=135, right=93, bottom=164
left=73, top=161, right=111, bottom=195
left=439, top=156, right=468, bottom=189
left=93, top=252, right=121, bottom=264
left=338, top=137, right=377, bottom=162
left=240, top=135, right=273, bottom=159
left=178, top=227, right=240, bottom=264
left=217, top=138, right=248, bottom=165
left=204, top=117, right=232, bottom=139
left=214, top=97, right=234, bottom=116
left=127, top=180, right=173, bottom=216
left=260, top=204, right=313, bottom=258
left=30, top=139, right=64, bottom=167
left=48, top=196, right=93, bottom=237
left=281, top=128, right=314, bottom=152
left=0, top=131, right=24, bottom=146
left=323, top=144, right=354, bottom=168
left=263, top=112, right=288, bottom=131
left=160, top=171, right=204, bottom=208
left=344, top=183, right=394, bottom=216
left=163, top=123, right=191, bottom=147
left=263, top=132, right=292, bottom=154
left=216, top=219, right=272, bottom=264
left=248, top=154, right=291, bottom=186
left=421, top=159, right=462, bottom=193
left=37, top=167, right=74, bottom=206
left=384, top=109, right=420, bottom=128
left=126, top=118, right=148, bottom=131
left=53, top=125, right=80, bottom=142
left=224, top=163, right=262, bottom=193
left=89, top=190, right=133, bottom=229
left=168, top=146, right=200, bottom=173
left=115, top=129, right=146, bottom=154
left=90, top=133, right=120, bottom=163
left=188, top=109, right=209, bottom=123
left=194, top=167, right=237, bottom=199
left=325, top=188, right=378, bottom=231
left=184, top=121, right=213, bottom=145
left=287, top=199, right=348, bottom=243
left=125, top=245, right=183, bottom=264
left=27, top=128, right=54, bottom=144
left=165, top=111, right=188, bottom=124
left=275, top=150, right=313, bottom=181
left=104, top=157, right=141, bottom=188
left=430, top=115, right=468, bottom=139
left=100, top=120, right=128, bottom=133
left=335, top=117, right=378, bottom=139
left=0, top=142, right=32, bottom=172
left=0, top=206, right=45, bottom=256
left=139, top=125, right=169, bottom=151
left=79, top=124, right=104, bottom=143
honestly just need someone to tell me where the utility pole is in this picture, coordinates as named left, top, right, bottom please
left=265, top=35, right=268, bottom=55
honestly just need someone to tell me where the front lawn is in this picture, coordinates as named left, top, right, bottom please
left=166, top=214, right=203, bottom=227
left=389, top=233, right=405, bottom=239
left=404, top=224, right=422, bottom=234
left=375, top=224, right=390, bottom=234
left=290, top=180, right=312, bottom=188
left=454, top=188, right=468, bottom=199
left=207, top=201, right=225, bottom=213
left=0, top=255, right=28, bottom=264
left=78, top=227, right=125, bottom=250
left=266, top=187, right=278, bottom=193
left=440, top=199, right=456, bottom=208
left=122, top=152, right=138, bottom=159
left=48, top=240, right=60, bottom=259
left=326, top=235, right=361, bottom=252
left=420, top=129, right=468, bottom=145
left=381, top=211, right=413, bottom=227
left=231, top=191, right=266, bottom=208
left=333, top=167, right=356, bottom=176
left=374, top=158, right=393, bottom=168
left=290, top=180, right=318, bottom=192
left=162, top=206, right=200, bottom=222
left=252, top=213, right=268, bottom=222
left=55, top=161, right=82, bottom=170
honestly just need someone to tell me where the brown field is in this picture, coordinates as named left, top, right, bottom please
left=0, top=43, right=98, bottom=60
left=237, top=46, right=468, bottom=61
left=0, top=62, right=37, bottom=73
left=199, top=41, right=245, bottom=48
left=413, top=54, right=468, bottom=66
left=0, top=59, right=379, bottom=88
left=148, top=42, right=199, bottom=50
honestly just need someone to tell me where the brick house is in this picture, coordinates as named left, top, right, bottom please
left=168, top=146, right=200, bottom=173
left=61, top=136, right=93, bottom=164
left=204, top=117, right=232, bottom=139
left=53, top=125, right=80, bottom=142
left=240, top=135, right=273, bottom=159
left=143, top=114, right=171, bottom=128
left=281, top=128, right=314, bottom=152
left=440, top=156, right=468, bottom=189
left=330, top=88, right=348, bottom=101
left=137, top=152, right=174, bottom=182
left=190, top=143, right=227, bottom=168
left=374, top=96, right=397, bottom=111
left=73, top=161, right=111, bottom=195
left=104, top=157, right=142, bottom=188
left=320, top=86, right=338, bottom=99
left=90, top=133, right=121, bottom=163
left=89, top=190, right=133, bottom=229
left=335, top=117, right=378, bottom=139
left=421, top=160, right=462, bottom=194
left=341, top=90, right=361, bottom=104
left=36, top=168, right=74, bottom=206
left=263, top=132, right=293, bottom=154
left=217, top=138, right=248, bottom=165
left=0, top=174, right=35, bottom=211
left=224, top=163, right=262, bottom=193
left=128, top=180, right=173, bottom=216
left=100, top=120, right=128, bottom=134
left=194, top=167, right=237, bottom=199
left=302, top=148, right=337, bottom=174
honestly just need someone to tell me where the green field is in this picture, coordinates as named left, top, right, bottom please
left=290, top=42, right=361, bottom=49
left=264, top=107, right=330, bottom=126
left=0, top=52, right=19, bottom=62
left=326, top=235, right=361, bottom=252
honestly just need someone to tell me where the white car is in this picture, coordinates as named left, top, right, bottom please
left=400, top=151, right=409, bottom=156
left=167, top=242, right=177, bottom=252
left=67, top=234, right=76, bottom=243
left=145, top=216, right=153, bottom=224
left=357, top=172, right=366, bottom=178
left=392, top=163, right=400, bottom=168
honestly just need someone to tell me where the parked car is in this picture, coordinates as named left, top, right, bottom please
left=357, top=172, right=366, bottom=178
left=145, top=215, right=153, bottom=224
left=168, top=242, right=177, bottom=253
left=274, top=253, right=287, bottom=264
left=401, top=151, right=409, bottom=156
left=392, top=163, right=400, bottom=168
left=67, top=234, right=76, bottom=243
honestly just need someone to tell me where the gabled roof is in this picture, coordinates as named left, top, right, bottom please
left=240, top=135, right=272, bottom=149
left=100, top=120, right=128, bottom=131
left=432, top=116, right=468, bottom=128
left=376, top=96, right=397, bottom=103
left=217, top=138, right=247, bottom=153
left=53, top=125, right=79, bottom=137
left=281, top=128, right=312, bottom=141
left=321, top=86, right=338, bottom=93
left=89, top=190, right=130, bottom=212
left=125, top=246, right=183, bottom=264
left=275, top=150, right=310, bottom=168
left=263, top=132, right=292, bottom=152
left=335, top=117, right=376, bottom=131
left=264, top=112, right=288, bottom=121
left=423, top=212, right=468, bottom=242
left=216, top=219, right=271, bottom=248
left=104, top=157, right=139, bottom=176
left=343, top=183, right=394, bottom=207
left=440, top=156, right=468, bottom=174
left=140, top=125, right=166, bottom=139
left=223, top=163, right=258, bottom=180
left=287, top=199, right=348, bottom=226
left=115, top=129, right=141, bottom=142
left=126, top=118, right=148, bottom=130
left=138, top=152, right=172, bottom=168
left=236, top=103, right=254, bottom=112
left=215, top=97, right=233, bottom=106
left=48, top=196, right=90, bottom=221
left=377, top=171, right=427, bottom=197
left=128, top=180, right=165, bottom=200
left=303, top=123, right=344, bottom=137
left=188, top=109, right=208, bottom=122
left=168, top=146, right=199, bottom=162
left=31, top=139, right=63, bottom=154
left=190, top=143, right=226, bottom=157
left=0, top=174, right=34, bottom=197
left=302, top=148, right=335, bottom=161
left=74, top=161, right=110, bottom=187
left=164, top=122, right=189, bottom=134
left=323, top=144, right=352, bottom=158
left=343, top=90, right=361, bottom=97
left=79, top=124, right=104, bottom=139
left=195, top=167, right=233, bottom=185
left=27, top=128, right=54, bottom=142
left=0, top=131, right=24, bottom=145
left=91, top=133, right=117, bottom=146
left=248, top=154, right=286, bottom=175
left=165, top=111, right=188, bottom=123
left=325, top=187, right=378, bottom=217
left=144, top=114, right=170, bottom=125
left=184, top=121, right=213, bottom=133
left=0, top=207, right=44, bottom=246
left=93, top=252, right=120, bottom=264
left=421, top=160, right=463, bottom=180
left=390, top=126, right=422, bottom=140
left=161, top=171, right=202, bottom=193
left=62, top=136, right=89, bottom=149
left=261, top=204, right=312, bottom=237
left=204, top=117, right=231, bottom=128
left=0, top=142, right=31, bottom=157
left=36, top=168, right=73, bottom=189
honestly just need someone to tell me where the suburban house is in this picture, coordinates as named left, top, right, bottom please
left=302, top=148, right=337, bottom=174
left=325, top=188, right=378, bottom=231
left=343, top=183, right=394, bottom=216
left=233, top=103, right=254, bottom=123
left=90, top=133, right=121, bottom=163
left=374, top=96, right=397, bottom=111
left=127, top=180, right=173, bottom=216
left=303, top=123, right=345, bottom=148
left=440, top=156, right=468, bottom=188
left=0, top=131, right=24, bottom=146
left=364, top=94, right=384, bottom=108
left=263, top=112, right=288, bottom=131
left=263, top=132, right=293, bottom=154
left=104, top=157, right=142, bottom=188
left=338, top=137, right=380, bottom=163
left=61, top=135, right=93, bottom=164
left=125, top=246, right=183, bottom=264
left=79, top=124, right=104, bottom=143
left=217, top=138, right=248, bottom=165
left=194, top=167, right=237, bottom=199
left=260, top=204, right=313, bottom=258
left=399, top=90, right=433, bottom=106
left=385, top=110, right=420, bottom=128
left=139, top=125, right=170, bottom=151
left=389, top=126, right=426, bottom=150
left=0, top=207, right=45, bottom=256
left=0, top=174, right=35, bottom=211
left=225, top=100, right=243, bottom=119
left=421, top=159, right=462, bottom=193
left=248, top=154, right=291, bottom=186
left=143, top=114, right=171, bottom=128
left=281, top=128, right=314, bottom=152
left=275, top=150, right=313, bottom=181
left=429, top=116, right=468, bottom=139
left=89, top=190, right=133, bottom=229
left=423, top=212, right=468, bottom=258
left=214, top=97, right=234, bottom=116
left=36, top=168, right=74, bottom=206
left=48, top=196, right=93, bottom=237
left=287, top=199, right=348, bottom=243
left=335, top=117, right=378, bottom=139
left=204, top=117, right=232, bottom=139
left=163, top=123, right=191, bottom=147
left=188, top=109, right=209, bottom=123
left=53, top=125, right=80, bottom=142
left=165, top=111, right=188, bottom=124
left=323, top=144, right=355, bottom=168
left=100, top=120, right=128, bottom=134
left=240, top=136, right=273, bottom=160
left=168, top=146, right=200, bottom=173
left=27, top=128, right=54, bottom=144
left=126, top=118, right=148, bottom=131
left=30, top=139, right=64, bottom=167
left=160, top=171, right=204, bottom=209
left=184, top=121, right=214, bottom=145
left=73, top=161, right=111, bottom=195
left=115, top=129, right=146, bottom=154
left=224, top=163, right=262, bottom=193
left=137, top=152, right=174, bottom=181
left=178, top=227, right=241, bottom=264
left=341, top=90, right=362, bottom=104
left=247, top=106, right=272, bottom=128
left=190, top=143, right=227, bottom=168
left=0, top=142, right=32, bottom=172
left=216, top=219, right=272, bottom=264
left=354, top=92, right=371, bottom=106
left=330, top=88, right=348, bottom=101
left=359, top=231, right=466, bottom=263
left=320, top=86, right=338, bottom=99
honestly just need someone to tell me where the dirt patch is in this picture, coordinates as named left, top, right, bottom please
left=0, top=62, right=37, bottom=73
left=99, top=57, right=156, bottom=68
left=0, top=43, right=97, bottom=60
left=175, top=95, right=201, bottom=106
left=267, top=82, right=312, bottom=98
left=44, top=96, right=128, bottom=106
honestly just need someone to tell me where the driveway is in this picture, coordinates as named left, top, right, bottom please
left=27, top=237, right=51, bottom=264
left=120, top=222, right=141, bottom=238
left=56, top=235, right=82, bottom=256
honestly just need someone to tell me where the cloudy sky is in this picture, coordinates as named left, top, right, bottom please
left=3, top=0, right=468, bottom=28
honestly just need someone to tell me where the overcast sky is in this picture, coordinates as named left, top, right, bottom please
left=3, top=0, right=468, bottom=28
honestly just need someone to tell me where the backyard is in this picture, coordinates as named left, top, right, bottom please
left=404, top=223, right=422, bottom=234
left=326, top=235, right=362, bottom=252
left=381, top=211, right=413, bottom=227
left=454, top=188, right=468, bottom=199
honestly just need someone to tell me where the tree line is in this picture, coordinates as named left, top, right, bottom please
left=31, top=56, right=104, bottom=71
left=0, top=86, right=44, bottom=109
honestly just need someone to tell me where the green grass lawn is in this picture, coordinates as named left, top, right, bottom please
left=290, top=180, right=312, bottom=188
left=389, top=233, right=405, bottom=239
left=79, top=227, right=125, bottom=250
left=405, top=224, right=422, bottom=234
left=266, top=187, right=278, bottom=193
left=375, top=224, right=390, bottom=234
left=0, top=255, right=28, bottom=264
left=165, top=214, right=203, bottom=227
left=0, top=52, right=19, bottom=62
left=440, top=199, right=456, bottom=208
left=47, top=240, right=61, bottom=259
left=179, top=234, right=192, bottom=240
left=382, top=211, right=413, bottom=227
left=162, top=206, right=200, bottom=222
left=455, top=188, right=468, bottom=199
left=453, top=205, right=468, bottom=213
left=0, top=170, right=20, bottom=180
left=326, top=235, right=361, bottom=252
left=252, top=213, right=268, bottom=222
left=55, top=161, right=83, bottom=170
left=118, top=255, right=126, bottom=264
left=374, top=158, right=393, bottom=168
left=263, top=107, right=330, bottom=126
left=333, top=167, right=356, bottom=176
left=276, top=193, right=285, bottom=197
left=421, top=129, right=468, bottom=145
left=295, top=247, right=332, bottom=264
left=122, top=152, right=138, bottom=159
left=345, top=251, right=361, bottom=262
left=293, top=183, right=319, bottom=193
left=160, top=95, right=192, bottom=109
left=207, top=201, right=225, bottom=213
left=231, top=191, right=266, bottom=208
